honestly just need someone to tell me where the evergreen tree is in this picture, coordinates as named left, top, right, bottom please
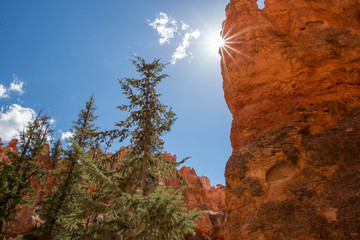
left=116, top=56, right=177, bottom=193
left=63, top=57, right=199, bottom=240
left=0, top=112, right=53, bottom=235
left=114, top=56, right=199, bottom=239
left=39, top=95, right=99, bottom=239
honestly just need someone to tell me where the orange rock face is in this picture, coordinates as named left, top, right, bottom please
left=221, top=0, right=360, bottom=239
left=163, top=153, right=226, bottom=239
left=178, top=167, right=226, bottom=240
left=0, top=139, right=53, bottom=237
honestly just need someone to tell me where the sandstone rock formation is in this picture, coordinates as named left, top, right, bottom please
left=221, top=0, right=360, bottom=239
left=179, top=166, right=226, bottom=240
left=0, top=138, right=53, bottom=237
left=163, top=153, right=226, bottom=239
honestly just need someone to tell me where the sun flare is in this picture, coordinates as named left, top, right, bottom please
left=205, top=31, right=228, bottom=55
left=214, top=34, right=225, bottom=49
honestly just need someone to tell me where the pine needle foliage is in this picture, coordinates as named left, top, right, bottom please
left=62, top=57, right=200, bottom=239
left=39, top=95, right=99, bottom=239
left=114, top=56, right=199, bottom=239
left=121, top=186, right=199, bottom=240
left=116, top=56, right=177, bottom=192
left=0, top=111, right=53, bottom=235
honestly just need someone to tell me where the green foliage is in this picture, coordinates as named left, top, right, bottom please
left=117, top=56, right=176, bottom=156
left=62, top=151, right=199, bottom=240
left=38, top=96, right=99, bottom=239
left=60, top=57, right=199, bottom=240
left=113, top=56, right=199, bottom=238
left=1, top=57, right=200, bottom=240
left=0, top=112, right=53, bottom=235
left=116, top=56, right=177, bottom=192
left=121, top=186, right=199, bottom=240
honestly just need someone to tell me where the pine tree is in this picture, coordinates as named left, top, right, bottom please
left=114, top=56, right=199, bottom=239
left=39, top=95, right=99, bottom=239
left=35, top=57, right=199, bottom=240
left=116, top=56, right=177, bottom=193
left=62, top=57, right=200, bottom=240
left=0, top=112, right=53, bottom=235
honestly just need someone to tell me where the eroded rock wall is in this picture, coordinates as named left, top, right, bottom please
left=221, top=0, right=360, bottom=239
left=178, top=167, right=226, bottom=240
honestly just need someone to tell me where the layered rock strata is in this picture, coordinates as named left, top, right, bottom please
left=221, top=0, right=360, bottom=239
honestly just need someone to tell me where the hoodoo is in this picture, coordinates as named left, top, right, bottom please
left=221, top=0, right=360, bottom=239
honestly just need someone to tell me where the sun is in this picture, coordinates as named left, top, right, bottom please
left=214, top=34, right=225, bottom=49
left=203, top=27, right=250, bottom=61
left=205, top=31, right=228, bottom=55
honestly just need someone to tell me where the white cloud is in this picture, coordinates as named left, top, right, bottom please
left=49, top=117, right=56, bottom=126
left=0, top=104, right=36, bottom=142
left=171, top=29, right=201, bottom=64
left=60, top=130, right=74, bottom=141
left=0, top=74, right=25, bottom=99
left=181, top=21, right=189, bottom=31
left=0, top=85, right=8, bottom=98
left=148, top=12, right=178, bottom=45
left=9, top=74, right=24, bottom=95
left=148, top=12, right=201, bottom=64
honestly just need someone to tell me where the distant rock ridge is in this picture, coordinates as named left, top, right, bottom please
left=221, top=0, right=360, bottom=239
left=161, top=154, right=226, bottom=239
left=0, top=139, right=226, bottom=239
left=178, top=166, right=226, bottom=240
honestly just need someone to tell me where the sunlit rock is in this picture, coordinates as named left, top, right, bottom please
left=221, top=0, right=360, bottom=239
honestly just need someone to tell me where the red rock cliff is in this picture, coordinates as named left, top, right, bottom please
left=179, top=167, right=226, bottom=240
left=0, top=138, right=53, bottom=237
left=221, top=0, right=360, bottom=239
left=163, top=153, right=226, bottom=239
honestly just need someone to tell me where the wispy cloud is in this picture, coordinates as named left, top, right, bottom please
left=148, top=12, right=201, bottom=64
left=0, top=85, right=7, bottom=98
left=148, top=12, right=178, bottom=45
left=171, top=29, right=200, bottom=64
left=0, top=74, right=25, bottom=99
left=9, top=74, right=24, bottom=95
left=0, top=104, right=36, bottom=142
left=59, top=130, right=74, bottom=141
left=181, top=21, right=189, bottom=31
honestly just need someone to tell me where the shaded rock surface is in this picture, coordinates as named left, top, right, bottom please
left=221, top=0, right=360, bottom=239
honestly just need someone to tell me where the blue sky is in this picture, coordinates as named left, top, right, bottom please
left=0, top=1, right=265, bottom=185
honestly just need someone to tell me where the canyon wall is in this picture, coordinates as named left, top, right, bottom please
left=221, top=0, right=360, bottom=239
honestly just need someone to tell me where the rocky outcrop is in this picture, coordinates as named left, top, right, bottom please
left=221, top=0, right=360, bottom=239
left=0, top=139, right=53, bottom=237
left=179, top=167, right=226, bottom=240
left=163, top=153, right=226, bottom=239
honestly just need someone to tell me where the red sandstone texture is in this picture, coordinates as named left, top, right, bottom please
left=163, top=153, right=226, bottom=240
left=221, top=0, right=360, bottom=239
left=0, top=142, right=225, bottom=239
left=0, top=139, right=54, bottom=237
left=179, top=167, right=226, bottom=240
